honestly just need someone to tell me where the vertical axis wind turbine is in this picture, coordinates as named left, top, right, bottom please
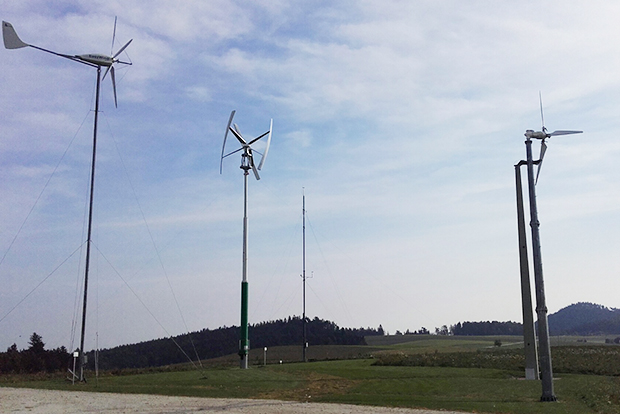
left=3, top=19, right=132, bottom=382
left=516, top=94, right=582, bottom=401
left=220, top=110, right=272, bottom=369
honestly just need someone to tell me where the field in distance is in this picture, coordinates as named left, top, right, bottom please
left=2, top=334, right=620, bottom=414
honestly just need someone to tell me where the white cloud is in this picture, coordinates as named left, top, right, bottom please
left=2, top=0, right=620, bottom=351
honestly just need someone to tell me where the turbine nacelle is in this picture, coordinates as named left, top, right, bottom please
left=524, top=130, right=547, bottom=140
left=76, top=54, right=114, bottom=66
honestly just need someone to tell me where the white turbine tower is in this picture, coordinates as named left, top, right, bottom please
left=3, top=19, right=133, bottom=382
left=220, top=110, right=272, bottom=369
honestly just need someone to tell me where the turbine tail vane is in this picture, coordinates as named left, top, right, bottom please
left=2, top=21, right=29, bottom=49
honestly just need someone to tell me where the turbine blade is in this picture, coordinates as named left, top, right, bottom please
left=220, top=110, right=235, bottom=174
left=102, top=65, right=111, bottom=81
left=535, top=140, right=547, bottom=185
left=223, top=147, right=244, bottom=159
left=549, top=130, right=583, bottom=136
left=539, top=91, right=545, bottom=131
left=247, top=130, right=270, bottom=146
left=250, top=155, right=260, bottom=180
left=257, top=119, right=272, bottom=170
left=110, top=66, right=117, bottom=108
left=229, top=125, right=247, bottom=145
left=111, top=16, right=117, bottom=55
left=113, top=39, right=132, bottom=59
left=3, top=21, right=29, bottom=49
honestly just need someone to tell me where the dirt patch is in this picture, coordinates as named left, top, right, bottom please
left=259, top=371, right=356, bottom=402
left=0, top=387, right=470, bottom=414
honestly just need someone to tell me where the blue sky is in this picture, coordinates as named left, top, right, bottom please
left=1, top=1, right=620, bottom=352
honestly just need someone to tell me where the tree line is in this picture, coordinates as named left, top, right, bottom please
left=87, top=316, right=383, bottom=371
left=449, top=321, right=523, bottom=336
left=1, top=318, right=383, bottom=373
left=0, top=333, right=71, bottom=374
left=394, top=322, right=522, bottom=336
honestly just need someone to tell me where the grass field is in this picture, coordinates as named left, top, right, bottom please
left=2, top=335, right=620, bottom=414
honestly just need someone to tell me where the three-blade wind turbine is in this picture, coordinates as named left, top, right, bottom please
left=3, top=19, right=132, bottom=107
left=527, top=93, right=583, bottom=184
left=3, top=19, right=133, bottom=382
left=220, top=110, right=272, bottom=369
left=516, top=94, right=582, bottom=401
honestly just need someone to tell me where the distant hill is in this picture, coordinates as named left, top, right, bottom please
left=446, top=302, right=620, bottom=337
left=547, top=302, right=620, bottom=336
left=85, top=316, right=384, bottom=370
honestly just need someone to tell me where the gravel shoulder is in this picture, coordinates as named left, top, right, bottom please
left=0, top=387, right=470, bottom=414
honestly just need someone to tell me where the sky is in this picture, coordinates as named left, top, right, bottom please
left=1, top=1, right=620, bottom=353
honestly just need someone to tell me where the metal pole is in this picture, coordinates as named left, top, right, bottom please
left=79, top=65, right=101, bottom=382
left=239, top=152, right=250, bottom=369
left=515, top=162, right=539, bottom=380
left=524, top=136, right=556, bottom=401
left=302, top=190, right=307, bottom=362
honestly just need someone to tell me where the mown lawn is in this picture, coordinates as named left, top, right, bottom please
left=3, top=358, right=620, bottom=414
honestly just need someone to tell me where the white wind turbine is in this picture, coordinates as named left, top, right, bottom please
left=516, top=93, right=582, bottom=401
left=530, top=93, right=583, bottom=184
left=220, top=110, right=272, bottom=369
left=3, top=19, right=133, bottom=382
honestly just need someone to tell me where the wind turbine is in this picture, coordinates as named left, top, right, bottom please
left=3, top=19, right=132, bottom=382
left=516, top=95, right=582, bottom=401
left=530, top=93, right=583, bottom=184
left=220, top=110, right=272, bottom=369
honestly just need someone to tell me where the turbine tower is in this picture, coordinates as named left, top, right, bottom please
left=3, top=19, right=132, bottom=382
left=220, top=110, right=272, bottom=369
left=515, top=95, right=581, bottom=401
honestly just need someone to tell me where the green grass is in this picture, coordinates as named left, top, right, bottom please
left=3, top=336, right=620, bottom=413
left=3, top=358, right=620, bottom=413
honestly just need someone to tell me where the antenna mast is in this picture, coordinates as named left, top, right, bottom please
left=302, top=189, right=307, bottom=362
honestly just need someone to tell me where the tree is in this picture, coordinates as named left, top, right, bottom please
left=435, top=325, right=449, bottom=336
left=28, top=332, right=45, bottom=354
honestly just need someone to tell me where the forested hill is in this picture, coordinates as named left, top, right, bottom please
left=86, top=317, right=384, bottom=370
left=447, top=303, right=620, bottom=336
left=547, top=302, right=620, bottom=335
